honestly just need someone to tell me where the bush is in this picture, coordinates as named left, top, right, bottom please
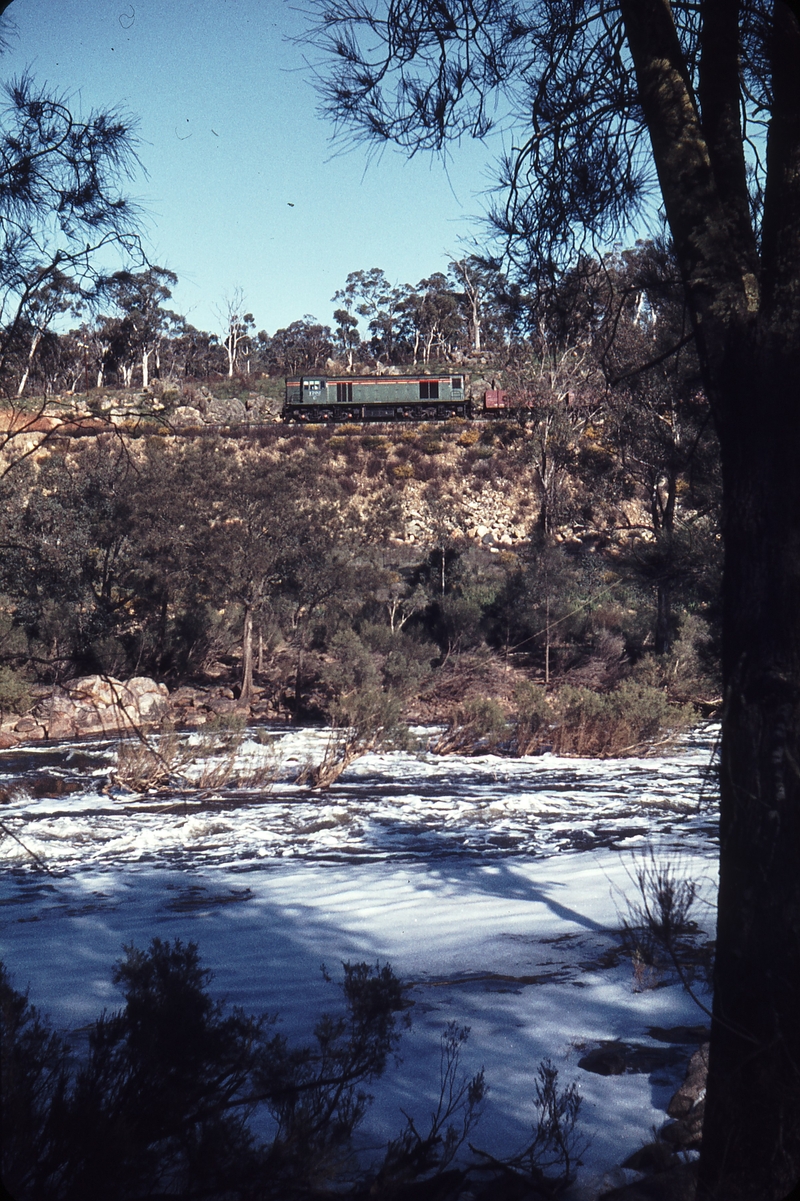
left=0, top=943, right=410, bottom=1201
left=631, top=612, right=720, bottom=706
left=113, top=717, right=274, bottom=795
left=616, top=849, right=713, bottom=995
left=510, top=681, right=551, bottom=755
left=0, top=665, right=32, bottom=717
left=298, top=628, right=413, bottom=788
left=430, top=697, right=509, bottom=755
left=549, top=680, right=694, bottom=757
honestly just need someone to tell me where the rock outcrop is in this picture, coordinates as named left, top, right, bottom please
left=1, top=676, right=169, bottom=743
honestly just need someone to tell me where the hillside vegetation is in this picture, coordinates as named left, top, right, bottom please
left=0, top=368, right=720, bottom=758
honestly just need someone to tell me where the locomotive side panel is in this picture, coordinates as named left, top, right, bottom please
left=283, top=375, right=469, bottom=422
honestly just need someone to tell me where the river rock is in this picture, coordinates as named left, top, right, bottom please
left=25, top=675, right=171, bottom=739
left=659, top=1043, right=708, bottom=1150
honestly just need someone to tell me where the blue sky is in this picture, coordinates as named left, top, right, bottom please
left=1, top=0, right=508, bottom=339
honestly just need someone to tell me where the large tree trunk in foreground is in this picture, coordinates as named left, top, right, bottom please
left=618, top=4, right=800, bottom=1195
left=697, top=337, right=800, bottom=1200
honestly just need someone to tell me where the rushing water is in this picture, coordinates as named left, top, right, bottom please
left=0, top=723, right=719, bottom=871
left=0, top=724, right=720, bottom=1196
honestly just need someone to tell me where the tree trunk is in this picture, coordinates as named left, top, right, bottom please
left=697, top=337, right=800, bottom=1201
left=17, top=329, right=43, bottom=397
left=240, top=605, right=254, bottom=705
left=654, top=578, right=673, bottom=656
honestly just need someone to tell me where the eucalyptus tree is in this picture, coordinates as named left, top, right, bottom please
left=262, top=318, right=333, bottom=375
left=399, top=273, right=463, bottom=363
left=217, top=287, right=255, bottom=377
left=303, top=3, right=800, bottom=1196
left=332, top=306, right=361, bottom=368
left=10, top=269, right=83, bottom=397
left=102, top=267, right=180, bottom=389
left=601, top=242, right=721, bottom=655
left=332, top=268, right=407, bottom=361
left=447, top=255, right=509, bottom=354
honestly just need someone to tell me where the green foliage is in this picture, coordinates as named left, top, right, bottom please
left=0, top=664, right=32, bottom=716
left=430, top=696, right=509, bottom=755
left=376, top=1022, right=485, bottom=1186
left=511, top=1058, right=586, bottom=1187
left=300, top=626, right=417, bottom=787
left=549, top=680, right=694, bottom=757
left=257, top=960, right=409, bottom=1183
left=0, top=964, right=72, bottom=1200
left=631, top=612, right=720, bottom=706
left=510, top=681, right=551, bottom=755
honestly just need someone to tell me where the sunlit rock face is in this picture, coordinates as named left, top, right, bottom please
left=2, top=675, right=170, bottom=742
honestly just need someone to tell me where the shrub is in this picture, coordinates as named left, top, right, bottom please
left=0, top=943, right=411, bottom=1200
left=549, top=681, right=694, bottom=757
left=297, top=628, right=413, bottom=788
left=458, top=428, right=480, bottom=447
left=112, top=717, right=274, bottom=795
left=430, top=697, right=509, bottom=755
left=0, top=665, right=32, bottom=717
left=392, top=462, right=415, bottom=480
left=510, top=681, right=551, bottom=755
left=616, top=849, right=713, bottom=998
left=360, top=434, right=388, bottom=451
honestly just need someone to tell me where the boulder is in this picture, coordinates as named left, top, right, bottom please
left=12, top=716, right=45, bottom=740
left=126, top=677, right=169, bottom=719
left=170, top=405, right=204, bottom=427
left=599, top=1163, right=697, bottom=1200
left=659, top=1043, right=708, bottom=1151
left=68, top=675, right=123, bottom=706
left=29, top=675, right=174, bottom=739
left=666, top=1044, right=709, bottom=1118
left=206, top=397, right=247, bottom=424
left=45, top=713, right=79, bottom=740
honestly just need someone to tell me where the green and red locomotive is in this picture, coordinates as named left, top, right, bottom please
left=283, top=373, right=470, bottom=422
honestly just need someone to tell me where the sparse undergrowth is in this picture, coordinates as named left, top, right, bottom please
left=616, top=848, right=715, bottom=1000
left=430, top=680, right=695, bottom=760
left=112, top=717, right=276, bottom=795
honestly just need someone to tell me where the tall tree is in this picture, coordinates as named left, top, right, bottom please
left=217, top=288, right=255, bottom=378
left=332, top=268, right=406, bottom=361
left=399, top=273, right=463, bottom=363
left=10, top=269, right=83, bottom=397
left=306, top=3, right=800, bottom=1197
left=102, top=267, right=180, bottom=389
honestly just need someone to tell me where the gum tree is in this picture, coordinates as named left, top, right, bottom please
left=303, top=3, right=800, bottom=1198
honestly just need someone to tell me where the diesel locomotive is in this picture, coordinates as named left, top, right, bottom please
left=283, top=373, right=472, bottom=422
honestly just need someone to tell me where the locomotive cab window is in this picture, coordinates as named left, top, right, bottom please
left=419, top=381, right=439, bottom=400
left=451, top=376, right=463, bottom=394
